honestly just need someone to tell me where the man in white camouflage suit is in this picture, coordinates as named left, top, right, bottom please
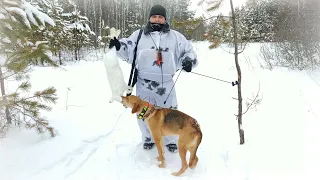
left=109, top=4, right=198, bottom=152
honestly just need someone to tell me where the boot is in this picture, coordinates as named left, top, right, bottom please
left=166, top=143, right=177, bottom=153
left=143, top=142, right=155, bottom=150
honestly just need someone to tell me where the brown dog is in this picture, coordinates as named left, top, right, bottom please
left=121, top=95, right=202, bottom=176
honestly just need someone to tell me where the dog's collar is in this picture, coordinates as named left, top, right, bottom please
left=138, top=103, right=150, bottom=119
left=138, top=103, right=160, bottom=120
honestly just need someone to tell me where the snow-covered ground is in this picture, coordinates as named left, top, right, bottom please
left=1, top=42, right=319, bottom=180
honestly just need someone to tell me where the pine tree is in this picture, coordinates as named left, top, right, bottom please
left=124, top=0, right=142, bottom=37
left=59, top=1, right=95, bottom=60
left=170, top=0, right=196, bottom=39
left=0, top=0, right=58, bottom=136
left=28, top=0, right=71, bottom=65
left=242, top=0, right=275, bottom=42
left=260, top=0, right=320, bottom=70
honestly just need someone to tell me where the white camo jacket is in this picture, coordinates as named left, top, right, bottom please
left=116, top=25, right=198, bottom=108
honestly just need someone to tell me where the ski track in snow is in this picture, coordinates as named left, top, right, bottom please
left=64, top=145, right=99, bottom=179
left=32, top=129, right=120, bottom=179
left=30, top=109, right=127, bottom=179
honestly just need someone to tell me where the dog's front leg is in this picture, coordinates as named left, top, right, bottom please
left=151, top=130, right=165, bottom=168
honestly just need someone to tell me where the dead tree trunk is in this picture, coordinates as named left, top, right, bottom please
left=0, top=67, right=11, bottom=124
left=74, top=49, right=78, bottom=61
left=59, top=51, right=62, bottom=65
left=230, top=0, right=244, bottom=145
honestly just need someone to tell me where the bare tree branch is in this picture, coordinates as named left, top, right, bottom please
left=238, top=42, right=248, bottom=54
left=242, top=82, right=261, bottom=116
left=220, top=45, right=234, bottom=54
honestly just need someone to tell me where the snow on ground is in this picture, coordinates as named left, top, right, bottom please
left=1, top=42, right=320, bottom=180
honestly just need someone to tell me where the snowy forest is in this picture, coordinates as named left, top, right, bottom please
left=1, top=1, right=320, bottom=179
left=1, top=0, right=319, bottom=63
left=0, top=0, right=320, bottom=135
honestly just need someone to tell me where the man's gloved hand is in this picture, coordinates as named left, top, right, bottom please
left=182, top=60, right=192, bottom=72
left=109, top=37, right=121, bottom=51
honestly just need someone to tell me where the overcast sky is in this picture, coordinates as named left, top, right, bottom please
left=190, top=0, right=248, bottom=17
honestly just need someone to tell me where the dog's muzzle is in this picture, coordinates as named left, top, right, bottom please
left=122, top=102, right=128, bottom=108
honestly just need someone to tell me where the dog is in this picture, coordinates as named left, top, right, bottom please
left=103, top=39, right=132, bottom=103
left=121, top=95, right=202, bottom=176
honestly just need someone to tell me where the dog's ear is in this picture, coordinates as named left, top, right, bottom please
left=131, top=103, right=140, bottom=114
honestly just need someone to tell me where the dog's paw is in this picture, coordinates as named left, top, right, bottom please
left=157, top=163, right=165, bottom=168
left=157, top=156, right=165, bottom=161
left=171, top=172, right=180, bottom=176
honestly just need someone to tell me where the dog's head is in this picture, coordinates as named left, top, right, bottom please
left=121, top=95, right=143, bottom=114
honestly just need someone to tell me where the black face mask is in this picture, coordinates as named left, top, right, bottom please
left=150, top=23, right=163, bottom=31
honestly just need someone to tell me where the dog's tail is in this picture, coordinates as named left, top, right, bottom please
left=191, top=118, right=202, bottom=139
left=193, top=119, right=202, bottom=150
left=188, top=118, right=202, bottom=168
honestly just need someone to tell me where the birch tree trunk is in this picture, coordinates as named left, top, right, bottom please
left=99, top=0, right=102, bottom=37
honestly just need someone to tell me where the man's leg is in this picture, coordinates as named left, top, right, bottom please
left=163, top=105, right=179, bottom=153
left=137, top=118, right=155, bottom=149
left=137, top=118, right=178, bottom=152
left=164, top=135, right=178, bottom=152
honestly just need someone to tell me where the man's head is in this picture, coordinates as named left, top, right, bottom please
left=149, top=5, right=166, bottom=26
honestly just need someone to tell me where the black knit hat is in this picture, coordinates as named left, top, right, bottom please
left=149, top=5, right=166, bottom=19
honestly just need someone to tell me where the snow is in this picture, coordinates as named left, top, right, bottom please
left=1, top=37, right=11, bottom=44
left=0, top=55, right=5, bottom=66
left=1, top=42, right=320, bottom=180
left=4, top=23, right=13, bottom=30
left=44, top=50, right=53, bottom=59
left=35, top=41, right=48, bottom=47
left=3, top=0, right=19, bottom=7
left=0, top=13, right=5, bottom=19
left=190, top=0, right=247, bottom=17
left=26, top=41, right=34, bottom=46
left=67, top=23, right=94, bottom=34
left=4, top=49, right=14, bottom=53
left=5, top=6, right=31, bottom=28
left=3, top=0, right=55, bottom=29
left=21, top=0, right=55, bottom=27
left=61, top=13, right=72, bottom=17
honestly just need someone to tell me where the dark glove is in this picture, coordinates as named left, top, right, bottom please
left=182, top=60, right=192, bottom=72
left=109, top=37, right=121, bottom=51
